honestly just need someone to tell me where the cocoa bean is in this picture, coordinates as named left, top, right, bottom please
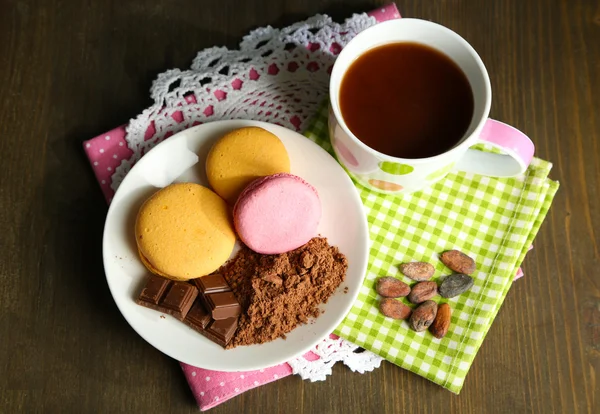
left=409, top=300, right=438, bottom=332
left=439, top=274, right=474, bottom=298
left=430, top=303, right=452, bottom=338
left=376, top=277, right=410, bottom=298
left=440, top=250, right=476, bottom=274
left=379, top=298, right=412, bottom=320
left=399, top=262, right=435, bottom=281
left=407, top=281, right=438, bottom=304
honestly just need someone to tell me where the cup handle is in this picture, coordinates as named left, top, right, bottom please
left=454, top=119, right=535, bottom=177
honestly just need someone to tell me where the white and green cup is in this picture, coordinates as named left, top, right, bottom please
left=329, top=19, right=534, bottom=194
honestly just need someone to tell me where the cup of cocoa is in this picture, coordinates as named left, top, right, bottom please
left=329, top=18, right=534, bottom=194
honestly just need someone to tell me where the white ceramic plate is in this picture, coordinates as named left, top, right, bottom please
left=103, top=120, right=369, bottom=371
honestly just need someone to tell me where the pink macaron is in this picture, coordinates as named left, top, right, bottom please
left=233, top=173, right=322, bottom=254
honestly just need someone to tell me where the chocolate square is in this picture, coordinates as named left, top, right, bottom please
left=193, top=274, right=231, bottom=294
left=207, top=317, right=238, bottom=346
left=136, top=275, right=171, bottom=308
left=184, top=300, right=211, bottom=330
left=205, top=291, right=242, bottom=320
left=159, top=281, right=198, bottom=320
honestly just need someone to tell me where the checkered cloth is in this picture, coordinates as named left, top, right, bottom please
left=304, top=103, right=559, bottom=393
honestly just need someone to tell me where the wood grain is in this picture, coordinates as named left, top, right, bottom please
left=0, top=0, right=598, bottom=412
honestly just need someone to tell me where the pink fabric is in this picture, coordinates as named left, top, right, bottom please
left=184, top=334, right=337, bottom=411
left=514, top=267, right=524, bottom=279
left=513, top=245, right=534, bottom=280
left=83, top=125, right=131, bottom=203
left=181, top=362, right=293, bottom=409
left=84, top=4, right=528, bottom=410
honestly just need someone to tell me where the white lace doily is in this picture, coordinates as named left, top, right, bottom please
left=288, top=336, right=383, bottom=382
left=111, top=12, right=384, bottom=381
left=110, top=13, right=376, bottom=192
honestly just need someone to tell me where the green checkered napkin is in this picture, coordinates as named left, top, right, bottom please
left=303, top=103, right=559, bottom=393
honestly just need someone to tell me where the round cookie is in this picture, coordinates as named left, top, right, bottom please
left=206, top=127, right=290, bottom=204
left=135, top=183, right=236, bottom=280
left=233, top=173, right=321, bottom=254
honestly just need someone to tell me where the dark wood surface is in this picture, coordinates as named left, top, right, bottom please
left=1, top=0, right=598, bottom=412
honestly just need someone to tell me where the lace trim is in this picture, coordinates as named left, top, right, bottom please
left=288, top=336, right=383, bottom=381
left=110, top=13, right=376, bottom=191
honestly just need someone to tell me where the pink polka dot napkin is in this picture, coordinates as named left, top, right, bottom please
left=182, top=336, right=332, bottom=411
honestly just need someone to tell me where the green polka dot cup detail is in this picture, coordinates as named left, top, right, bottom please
left=379, top=162, right=414, bottom=175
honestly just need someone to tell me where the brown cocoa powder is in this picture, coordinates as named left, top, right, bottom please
left=217, top=237, right=348, bottom=348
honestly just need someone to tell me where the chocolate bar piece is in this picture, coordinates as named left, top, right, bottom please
left=184, top=299, right=238, bottom=348
left=136, top=275, right=198, bottom=321
left=161, top=281, right=198, bottom=320
left=193, top=274, right=230, bottom=294
left=137, top=275, right=239, bottom=348
left=184, top=300, right=211, bottom=330
left=138, top=276, right=171, bottom=305
left=205, top=291, right=242, bottom=320
left=193, top=274, right=242, bottom=320
left=205, top=317, right=239, bottom=347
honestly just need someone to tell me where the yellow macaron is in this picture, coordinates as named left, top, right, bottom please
left=206, top=127, right=291, bottom=204
left=135, top=183, right=236, bottom=280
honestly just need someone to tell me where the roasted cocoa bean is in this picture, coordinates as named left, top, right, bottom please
left=409, top=300, right=438, bottom=332
left=440, top=250, right=476, bottom=274
left=399, top=262, right=435, bottom=281
left=407, top=281, right=438, bottom=304
left=379, top=298, right=412, bottom=320
left=430, top=303, right=452, bottom=338
left=438, top=274, right=474, bottom=298
left=376, top=277, right=410, bottom=298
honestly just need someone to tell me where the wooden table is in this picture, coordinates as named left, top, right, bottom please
left=1, top=0, right=597, bottom=412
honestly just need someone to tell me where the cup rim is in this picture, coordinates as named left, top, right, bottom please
left=329, top=18, right=492, bottom=164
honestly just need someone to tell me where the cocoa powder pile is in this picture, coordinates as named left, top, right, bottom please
left=217, top=237, right=348, bottom=348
